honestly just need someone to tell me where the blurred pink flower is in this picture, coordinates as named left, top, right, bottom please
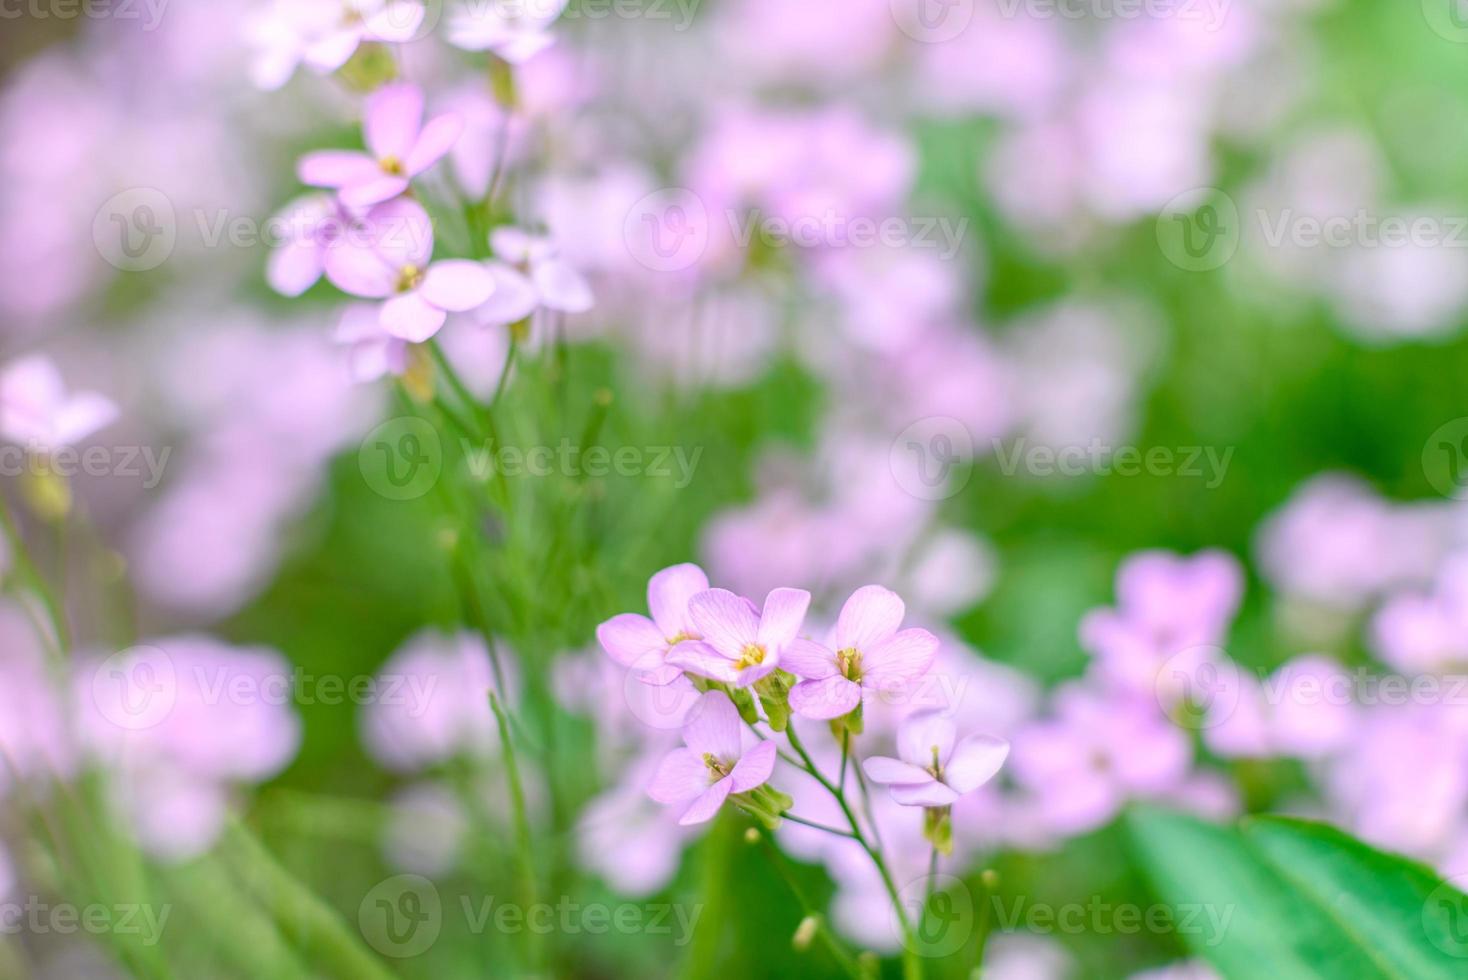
left=785, top=585, right=939, bottom=721
left=0, top=355, right=117, bottom=452
left=334, top=302, right=409, bottom=382
left=648, top=691, right=777, bottom=825
left=597, top=563, right=711, bottom=685
left=298, top=83, right=462, bottom=207
left=483, top=226, right=594, bottom=321
left=324, top=198, right=496, bottom=341
left=0, top=600, right=75, bottom=797
left=250, top=0, right=426, bottom=90
left=266, top=194, right=361, bottom=297
left=1204, top=654, right=1355, bottom=760
left=862, top=710, right=1009, bottom=807
left=447, top=0, right=568, bottom=63
left=667, top=587, right=811, bottom=687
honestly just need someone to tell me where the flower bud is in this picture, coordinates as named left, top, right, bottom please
left=792, top=915, right=819, bottom=951
left=754, top=669, right=794, bottom=732
left=923, top=805, right=953, bottom=856
left=21, top=466, right=71, bottom=523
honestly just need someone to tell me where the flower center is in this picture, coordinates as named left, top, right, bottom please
left=396, top=263, right=425, bottom=292
left=701, top=753, right=732, bottom=780
left=926, top=745, right=944, bottom=781
left=836, top=646, right=863, bottom=682
left=379, top=154, right=405, bottom=176
left=735, top=643, right=767, bottom=671
left=667, top=630, right=697, bottom=646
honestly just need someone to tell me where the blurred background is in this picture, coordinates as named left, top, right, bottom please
left=3, top=1, right=1468, bottom=978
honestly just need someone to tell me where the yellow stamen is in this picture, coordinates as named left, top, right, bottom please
left=379, top=154, right=405, bottom=176
left=735, top=643, right=766, bottom=671
left=396, top=263, right=425, bottom=292
left=837, top=646, right=863, bottom=682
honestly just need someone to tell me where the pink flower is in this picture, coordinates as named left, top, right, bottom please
left=667, top=587, right=811, bottom=687
left=0, top=355, right=117, bottom=452
left=647, top=690, right=777, bottom=825
left=324, top=198, right=496, bottom=342
left=1204, top=654, right=1355, bottom=760
left=478, top=226, right=594, bottom=324
left=784, top=585, right=939, bottom=720
left=334, top=303, right=409, bottom=381
left=298, top=83, right=463, bottom=208
left=862, top=711, right=1008, bottom=807
left=250, top=0, right=426, bottom=91
left=596, top=563, right=711, bottom=686
left=266, top=194, right=361, bottom=298
left=447, top=0, right=569, bottom=64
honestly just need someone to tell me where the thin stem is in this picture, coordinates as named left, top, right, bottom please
left=782, top=813, right=858, bottom=839
left=491, top=336, right=519, bottom=411
left=489, top=690, right=542, bottom=973
left=753, top=832, right=864, bottom=980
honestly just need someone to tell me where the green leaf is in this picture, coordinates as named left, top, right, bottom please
left=1125, top=806, right=1468, bottom=980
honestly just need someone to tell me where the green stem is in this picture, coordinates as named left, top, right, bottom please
left=782, top=812, right=858, bottom=839
left=489, top=690, right=542, bottom=973
left=753, top=831, right=864, bottom=980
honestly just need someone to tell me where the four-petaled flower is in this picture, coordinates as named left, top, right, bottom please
left=447, top=0, right=569, bottom=64
left=784, top=585, right=939, bottom=720
left=648, top=691, right=777, bottom=825
left=863, top=711, right=1008, bottom=807
left=668, top=587, right=811, bottom=687
left=324, top=198, right=496, bottom=342
left=596, top=563, right=710, bottom=685
left=299, top=83, right=463, bottom=208
left=0, top=356, right=117, bottom=453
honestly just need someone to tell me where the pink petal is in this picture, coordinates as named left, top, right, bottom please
left=647, top=748, right=707, bottom=804
left=323, top=243, right=399, bottom=298
left=365, top=83, right=424, bottom=161
left=380, top=291, right=447, bottom=342
left=729, top=740, right=776, bottom=792
left=340, top=175, right=412, bottom=208
left=55, top=394, right=118, bottom=446
left=475, top=263, right=539, bottom=325
left=678, top=779, right=732, bottom=825
left=595, top=613, right=664, bottom=669
left=363, top=2, right=425, bottom=42
left=682, top=691, right=741, bottom=761
left=862, top=756, right=931, bottom=786
left=267, top=238, right=324, bottom=297
left=420, top=261, right=496, bottom=311
left=364, top=198, right=435, bottom=270
left=648, top=564, right=710, bottom=639
left=405, top=113, right=464, bottom=176
left=489, top=226, right=535, bottom=262
left=788, top=676, right=862, bottom=720
left=297, top=150, right=378, bottom=188
left=889, top=780, right=959, bottom=807
left=732, top=658, right=777, bottom=688
left=689, top=589, right=760, bottom=659
left=756, top=588, right=811, bottom=650
left=532, top=257, right=593, bottom=313
left=835, top=585, right=906, bottom=651
left=944, top=735, right=1009, bottom=794
left=665, top=641, right=740, bottom=685
left=779, top=638, right=837, bottom=680
left=303, top=29, right=363, bottom=72
left=861, top=628, right=939, bottom=684
left=494, top=30, right=556, bottom=65
left=898, top=711, right=956, bottom=769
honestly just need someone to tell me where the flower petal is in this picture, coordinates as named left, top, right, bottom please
left=779, top=638, right=837, bottom=680
left=405, top=113, right=464, bottom=176
left=756, top=588, right=811, bottom=650
left=647, top=748, right=707, bottom=804
left=363, top=1, right=425, bottom=42
left=595, top=613, right=664, bottom=669
left=861, top=628, right=939, bottom=684
left=266, top=238, right=324, bottom=297
left=789, top=676, right=862, bottom=720
left=532, top=257, right=594, bottom=313
left=380, top=291, right=447, bottom=342
left=689, top=589, right=760, bottom=659
left=648, top=563, right=710, bottom=639
left=365, top=82, right=424, bottom=160
left=889, top=780, right=959, bottom=807
left=323, top=243, right=399, bottom=298
left=729, top=740, right=776, bottom=792
left=944, top=734, right=1009, bottom=794
left=862, top=756, right=932, bottom=786
left=682, top=690, right=741, bottom=761
left=678, top=778, right=731, bottom=825
left=475, top=263, right=539, bottom=325
left=835, top=585, right=905, bottom=651
left=898, top=711, right=956, bottom=769
left=297, top=150, right=378, bottom=188
left=665, top=641, right=740, bottom=684
left=339, top=175, right=411, bottom=208
left=364, top=198, right=435, bottom=269
left=421, top=260, right=496, bottom=311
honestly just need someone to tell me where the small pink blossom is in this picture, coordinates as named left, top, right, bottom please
left=596, top=563, right=711, bottom=686
left=784, top=585, right=939, bottom=720
left=324, top=198, right=496, bottom=342
left=333, top=302, right=409, bottom=381
left=862, top=711, right=1008, bottom=807
left=647, top=690, right=777, bottom=825
left=666, top=587, right=811, bottom=687
left=298, top=83, right=462, bottom=207
left=266, top=194, right=361, bottom=298
left=0, top=355, right=117, bottom=452
left=250, top=0, right=426, bottom=91
left=478, top=226, right=594, bottom=325
left=447, top=0, right=569, bottom=64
